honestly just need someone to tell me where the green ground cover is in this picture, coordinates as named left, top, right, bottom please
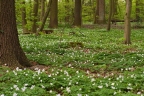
left=0, top=28, right=144, bottom=96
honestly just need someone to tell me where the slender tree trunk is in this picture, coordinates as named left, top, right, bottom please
left=49, top=0, right=58, bottom=28
left=124, top=0, right=132, bottom=44
left=31, top=0, right=39, bottom=33
left=114, top=0, right=118, bottom=14
left=21, top=0, right=29, bottom=34
left=40, top=0, right=45, bottom=22
left=73, top=0, right=82, bottom=27
left=135, top=0, right=141, bottom=21
left=107, top=0, right=113, bottom=31
left=37, top=0, right=52, bottom=35
left=0, top=0, right=31, bottom=68
left=94, top=0, right=99, bottom=24
left=65, top=0, right=70, bottom=23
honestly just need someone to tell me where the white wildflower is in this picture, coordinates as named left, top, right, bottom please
left=24, top=84, right=28, bottom=86
left=21, top=86, right=27, bottom=92
left=41, top=85, right=45, bottom=88
left=137, top=92, right=141, bottom=94
left=56, top=94, right=61, bottom=96
left=30, top=85, right=35, bottom=89
left=111, top=86, right=116, bottom=89
left=6, top=70, right=9, bottom=73
left=66, top=87, right=71, bottom=93
left=76, top=71, right=79, bottom=74
left=48, top=74, right=51, bottom=77
left=13, top=71, right=17, bottom=75
left=98, top=85, right=103, bottom=89
left=77, top=94, right=82, bottom=96
left=113, top=92, right=117, bottom=95
left=91, top=78, right=95, bottom=82
left=13, top=93, right=17, bottom=96
left=111, top=83, right=115, bottom=86
left=127, top=87, right=133, bottom=90
left=50, top=83, right=53, bottom=86
left=49, top=90, right=53, bottom=93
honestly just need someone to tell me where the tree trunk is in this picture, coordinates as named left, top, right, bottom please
left=94, top=0, right=99, bottom=24
left=31, top=0, right=39, bottom=33
left=107, top=0, right=113, bottom=31
left=135, top=0, right=141, bottom=21
left=0, top=0, right=31, bottom=68
left=48, top=0, right=58, bottom=28
left=73, top=0, right=82, bottom=27
left=124, top=0, right=132, bottom=44
left=65, top=0, right=70, bottom=23
left=98, top=0, right=105, bottom=24
left=113, top=0, right=118, bottom=16
left=37, top=0, right=52, bottom=35
left=40, top=0, right=45, bottom=22
left=21, top=0, right=29, bottom=34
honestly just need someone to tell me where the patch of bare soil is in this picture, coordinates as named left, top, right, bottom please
left=29, top=61, right=49, bottom=72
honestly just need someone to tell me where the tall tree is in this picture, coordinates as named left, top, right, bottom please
left=40, top=0, right=45, bottom=22
left=135, top=0, right=142, bottom=22
left=96, top=0, right=105, bottom=24
left=107, top=0, right=113, bottom=31
left=65, top=0, right=70, bottom=23
left=0, top=0, right=31, bottom=68
left=94, top=0, right=99, bottom=24
left=31, top=0, right=39, bottom=33
left=49, top=0, right=58, bottom=28
left=73, top=0, right=82, bottom=27
left=124, top=0, right=132, bottom=44
left=21, top=0, right=29, bottom=34
left=112, top=0, right=118, bottom=17
left=37, top=0, right=52, bottom=34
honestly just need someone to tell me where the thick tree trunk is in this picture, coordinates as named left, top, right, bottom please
left=49, top=0, right=58, bottom=28
left=97, top=0, right=105, bottom=24
left=124, top=0, right=132, bottom=44
left=21, top=1, right=29, bottom=34
left=31, top=0, right=39, bottom=33
left=73, top=0, right=82, bottom=27
left=0, top=0, right=31, bottom=68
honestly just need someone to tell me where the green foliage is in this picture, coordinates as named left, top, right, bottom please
left=1, top=28, right=144, bottom=95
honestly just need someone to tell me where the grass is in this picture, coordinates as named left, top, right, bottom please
left=0, top=28, right=144, bottom=96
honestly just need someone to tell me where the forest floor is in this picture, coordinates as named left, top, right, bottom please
left=0, top=26, right=144, bottom=96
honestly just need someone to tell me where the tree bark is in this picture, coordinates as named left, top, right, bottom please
left=94, top=0, right=99, bottom=24
left=107, top=0, right=113, bottom=31
left=48, top=0, right=58, bottom=28
left=73, top=0, right=82, bottom=27
left=135, top=0, right=141, bottom=21
left=21, top=0, right=29, bottom=34
left=40, top=0, right=45, bottom=22
left=97, top=0, right=105, bottom=24
left=65, top=0, right=70, bottom=23
left=124, top=0, right=132, bottom=44
left=37, top=0, right=52, bottom=35
left=31, top=0, right=39, bottom=33
left=0, top=0, right=31, bottom=68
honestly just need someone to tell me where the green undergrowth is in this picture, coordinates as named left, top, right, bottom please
left=0, top=28, right=144, bottom=96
